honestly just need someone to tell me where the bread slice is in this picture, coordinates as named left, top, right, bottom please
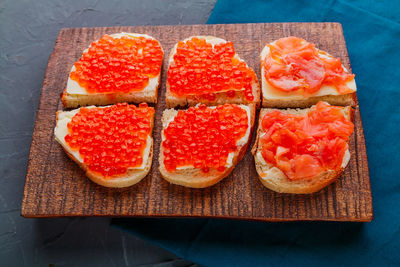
left=166, top=36, right=260, bottom=108
left=54, top=105, right=154, bottom=188
left=62, top=33, right=163, bottom=108
left=260, top=39, right=356, bottom=108
left=252, top=104, right=354, bottom=194
left=159, top=104, right=256, bottom=188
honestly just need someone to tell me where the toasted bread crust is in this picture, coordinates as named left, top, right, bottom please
left=61, top=73, right=160, bottom=108
left=252, top=105, right=353, bottom=194
left=62, top=140, right=153, bottom=188
left=159, top=142, right=248, bottom=188
left=260, top=93, right=356, bottom=108
left=159, top=104, right=256, bottom=188
left=55, top=107, right=154, bottom=188
left=166, top=36, right=260, bottom=108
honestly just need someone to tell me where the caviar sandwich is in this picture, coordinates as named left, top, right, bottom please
left=166, top=36, right=260, bottom=108
left=54, top=103, right=155, bottom=188
left=62, top=33, right=163, bottom=108
left=159, top=104, right=256, bottom=188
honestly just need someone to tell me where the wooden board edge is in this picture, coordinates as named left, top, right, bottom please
left=21, top=212, right=373, bottom=222
left=354, top=105, right=374, bottom=221
left=21, top=30, right=66, bottom=217
left=57, top=22, right=344, bottom=33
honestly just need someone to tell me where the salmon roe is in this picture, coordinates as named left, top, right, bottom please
left=167, top=37, right=256, bottom=101
left=163, top=104, right=249, bottom=173
left=260, top=102, right=354, bottom=181
left=70, top=34, right=163, bottom=94
left=64, top=103, right=154, bottom=177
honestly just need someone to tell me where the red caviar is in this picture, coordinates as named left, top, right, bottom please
left=167, top=37, right=256, bottom=101
left=163, top=104, right=249, bottom=173
left=263, top=36, right=355, bottom=94
left=260, top=102, right=354, bottom=180
left=70, top=34, right=163, bottom=94
left=64, top=103, right=154, bottom=177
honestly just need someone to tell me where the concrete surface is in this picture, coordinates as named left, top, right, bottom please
left=0, top=0, right=216, bottom=266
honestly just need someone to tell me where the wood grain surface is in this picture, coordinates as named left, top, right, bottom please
left=21, top=23, right=373, bottom=221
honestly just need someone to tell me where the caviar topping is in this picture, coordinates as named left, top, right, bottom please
left=167, top=37, right=256, bottom=101
left=70, top=34, right=163, bottom=94
left=163, top=104, right=249, bottom=173
left=263, top=36, right=355, bottom=94
left=260, top=102, right=354, bottom=180
left=65, top=103, right=154, bottom=177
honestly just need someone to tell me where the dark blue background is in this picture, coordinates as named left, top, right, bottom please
left=115, top=0, right=400, bottom=266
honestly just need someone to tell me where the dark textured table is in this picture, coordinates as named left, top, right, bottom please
left=0, top=1, right=215, bottom=266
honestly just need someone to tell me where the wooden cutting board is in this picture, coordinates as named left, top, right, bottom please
left=21, top=23, right=373, bottom=221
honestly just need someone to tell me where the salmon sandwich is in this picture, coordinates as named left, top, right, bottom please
left=261, top=36, right=356, bottom=108
left=252, top=101, right=354, bottom=193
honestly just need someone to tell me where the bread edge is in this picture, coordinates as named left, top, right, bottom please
left=61, top=74, right=160, bottom=108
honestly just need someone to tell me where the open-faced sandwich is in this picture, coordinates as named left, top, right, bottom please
left=166, top=36, right=260, bottom=108
left=62, top=33, right=163, bottom=108
left=252, top=101, right=354, bottom=194
left=54, top=103, right=154, bottom=188
left=261, top=36, right=356, bottom=108
left=159, top=103, right=256, bottom=188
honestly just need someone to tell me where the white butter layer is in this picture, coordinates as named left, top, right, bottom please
left=54, top=106, right=152, bottom=170
left=66, top=32, right=160, bottom=95
left=260, top=41, right=357, bottom=101
left=163, top=104, right=251, bottom=170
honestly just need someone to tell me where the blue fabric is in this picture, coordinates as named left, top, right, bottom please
left=113, top=0, right=400, bottom=265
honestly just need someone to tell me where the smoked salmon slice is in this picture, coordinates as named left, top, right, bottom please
left=260, top=101, right=354, bottom=180
left=263, top=37, right=355, bottom=95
